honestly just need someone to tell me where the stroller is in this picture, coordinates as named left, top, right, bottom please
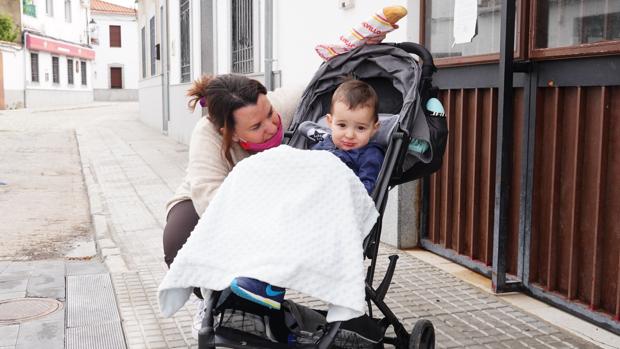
left=197, top=42, right=448, bottom=349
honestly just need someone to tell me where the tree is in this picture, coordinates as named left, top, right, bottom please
left=0, top=14, right=19, bottom=43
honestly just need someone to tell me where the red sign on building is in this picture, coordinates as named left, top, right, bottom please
left=25, top=32, right=95, bottom=60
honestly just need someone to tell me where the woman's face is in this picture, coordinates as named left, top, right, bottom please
left=232, top=94, right=281, bottom=144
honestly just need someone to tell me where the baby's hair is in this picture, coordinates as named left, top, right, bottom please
left=331, top=78, right=379, bottom=121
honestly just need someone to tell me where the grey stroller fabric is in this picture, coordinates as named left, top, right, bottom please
left=288, top=44, right=433, bottom=169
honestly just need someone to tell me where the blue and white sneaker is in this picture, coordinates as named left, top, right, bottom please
left=230, top=277, right=285, bottom=310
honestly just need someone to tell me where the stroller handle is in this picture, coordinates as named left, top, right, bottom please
left=394, top=42, right=436, bottom=80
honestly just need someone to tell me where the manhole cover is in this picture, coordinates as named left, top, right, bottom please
left=0, top=298, right=63, bottom=324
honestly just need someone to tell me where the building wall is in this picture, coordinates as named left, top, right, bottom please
left=137, top=0, right=163, bottom=128
left=26, top=88, right=92, bottom=107
left=91, top=13, right=139, bottom=100
left=19, top=0, right=95, bottom=108
left=1, top=44, right=25, bottom=109
left=138, top=74, right=163, bottom=131
left=168, top=83, right=201, bottom=145
left=22, top=0, right=89, bottom=45
left=25, top=50, right=92, bottom=90
left=273, top=0, right=411, bottom=87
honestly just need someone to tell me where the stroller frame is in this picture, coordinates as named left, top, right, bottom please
left=198, top=42, right=438, bottom=349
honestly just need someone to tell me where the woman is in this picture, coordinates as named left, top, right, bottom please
left=163, top=74, right=303, bottom=268
left=163, top=36, right=387, bottom=340
left=162, top=74, right=304, bottom=339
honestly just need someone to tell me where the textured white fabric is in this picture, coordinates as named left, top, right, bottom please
left=158, top=145, right=379, bottom=322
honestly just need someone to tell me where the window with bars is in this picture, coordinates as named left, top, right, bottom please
left=110, top=25, right=121, bottom=47
left=67, top=59, right=74, bottom=84
left=150, top=16, right=156, bottom=76
left=52, top=56, right=59, bottom=83
left=81, top=61, right=87, bottom=85
left=141, top=26, right=146, bottom=78
left=31, top=53, right=39, bottom=82
left=231, top=0, right=254, bottom=74
left=65, top=0, right=71, bottom=22
left=180, top=0, right=191, bottom=82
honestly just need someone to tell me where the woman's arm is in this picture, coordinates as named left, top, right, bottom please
left=187, top=120, right=232, bottom=216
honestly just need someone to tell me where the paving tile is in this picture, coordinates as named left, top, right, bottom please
left=0, top=325, right=19, bottom=347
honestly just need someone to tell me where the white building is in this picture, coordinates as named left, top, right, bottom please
left=0, top=41, right=25, bottom=109
left=91, top=0, right=139, bottom=101
left=20, top=0, right=96, bottom=107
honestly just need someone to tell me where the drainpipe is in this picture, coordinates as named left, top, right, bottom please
left=162, top=0, right=170, bottom=134
left=264, top=0, right=273, bottom=90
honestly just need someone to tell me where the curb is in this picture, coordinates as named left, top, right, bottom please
left=75, top=129, right=129, bottom=273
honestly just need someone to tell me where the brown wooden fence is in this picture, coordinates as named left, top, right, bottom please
left=530, top=86, right=620, bottom=321
left=424, top=85, right=620, bottom=323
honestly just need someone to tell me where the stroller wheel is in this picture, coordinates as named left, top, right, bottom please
left=409, top=319, right=435, bottom=349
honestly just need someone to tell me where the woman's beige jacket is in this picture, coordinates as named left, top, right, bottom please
left=166, top=85, right=305, bottom=217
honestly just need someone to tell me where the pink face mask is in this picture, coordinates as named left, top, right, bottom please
left=238, top=115, right=284, bottom=152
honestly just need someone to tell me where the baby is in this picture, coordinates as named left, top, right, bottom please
left=312, top=79, right=384, bottom=194
left=229, top=80, right=384, bottom=311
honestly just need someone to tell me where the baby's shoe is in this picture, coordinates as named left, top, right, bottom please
left=230, top=277, right=285, bottom=310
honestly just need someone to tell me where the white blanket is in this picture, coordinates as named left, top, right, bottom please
left=158, top=145, right=379, bottom=322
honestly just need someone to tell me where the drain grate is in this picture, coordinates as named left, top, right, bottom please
left=0, top=298, right=63, bottom=325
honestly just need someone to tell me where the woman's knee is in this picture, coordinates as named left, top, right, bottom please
left=163, top=200, right=199, bottom=267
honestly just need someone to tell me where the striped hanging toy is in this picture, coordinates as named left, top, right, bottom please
left=315, top=6, right=408, bottom=61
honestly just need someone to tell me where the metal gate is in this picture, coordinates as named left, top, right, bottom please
left=421, top=57, right=620, bottom=334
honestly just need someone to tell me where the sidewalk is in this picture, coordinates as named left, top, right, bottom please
left=10, top=102, right=616, bottom=348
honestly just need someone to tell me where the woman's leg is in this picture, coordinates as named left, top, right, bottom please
left=163, top=199, right=200, bottom=268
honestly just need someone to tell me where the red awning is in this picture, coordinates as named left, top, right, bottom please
left=25, top=32, right=95, bottom=60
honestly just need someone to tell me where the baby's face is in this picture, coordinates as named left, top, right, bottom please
left=327, top=101, right=379, bottom=151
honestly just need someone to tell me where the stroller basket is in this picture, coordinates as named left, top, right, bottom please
left=198, top=42, right=446, bottom=349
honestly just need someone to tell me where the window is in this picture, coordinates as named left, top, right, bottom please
left=65, top=0, right=71, bottom=22
left=180, top=0, right=191, bottom=82
left=52, top=56, right=59, bottom=83
left=109, top=25, right=121, bottom=47
left=424, top=0, right=620, bottom=64
left=31, top=53, right=39, bottom=82
left=81, top=61, right=87, bottom=85
left=46, top=0, right=53, bottom=16
left=231, top=0, right=254, bottom=74
left=425, top=0, right=519, bottom=62
left=150, top=16, right=156, bottom=76
left=533, top=0, right=620, bottom=57
left=141, top=26, right=146, bottom=78
left=110, top=67, right=123, bottom=88
left=23, top=0, right=36, bottom=17
left=67, top=59, right=74, bottom=85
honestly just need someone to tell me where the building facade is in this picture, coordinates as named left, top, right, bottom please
left=91, top=0, right=139, bottom=101
left=20, top=0, right=96, bottom=107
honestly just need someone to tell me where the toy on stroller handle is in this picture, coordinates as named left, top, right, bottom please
left=197, top=41, right=446, bottom=349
